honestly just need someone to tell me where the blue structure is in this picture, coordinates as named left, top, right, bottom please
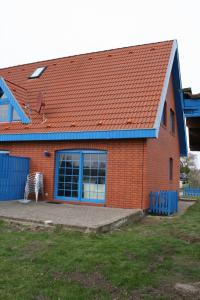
left=183, top=188, right=200, bottom=198
left=149, top=190, right=178, bottom=215
left=0, top=154, right=30, bottom=200
left=183, top=88, right=200, bottom=151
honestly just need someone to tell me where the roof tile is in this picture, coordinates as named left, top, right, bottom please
left=0, top=40, right=173, bottom=134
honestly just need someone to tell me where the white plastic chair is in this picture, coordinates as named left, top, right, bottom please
left=24, top=172, right=44, bottom=203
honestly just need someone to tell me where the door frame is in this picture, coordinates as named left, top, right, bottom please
left=54, top=149, right=107, bottom=204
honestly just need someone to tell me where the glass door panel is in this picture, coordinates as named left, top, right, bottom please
left=57, top=153, right=80, bottom=199
left=82, top=153, right=106, bottom=201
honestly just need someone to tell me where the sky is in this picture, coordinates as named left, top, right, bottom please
left=1, top=0, right=200, bottom=166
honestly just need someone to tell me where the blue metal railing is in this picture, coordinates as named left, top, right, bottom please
left=183, top=188, right=200, bottom=197
left=150, top=190, right=178, bottom=215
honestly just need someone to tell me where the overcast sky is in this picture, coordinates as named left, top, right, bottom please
left=2, top=0, right=200, bottom=93
left=1, top=0, right=200, bottom=166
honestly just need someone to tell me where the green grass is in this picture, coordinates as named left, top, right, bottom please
left=0, top=203, right=200, bottom=300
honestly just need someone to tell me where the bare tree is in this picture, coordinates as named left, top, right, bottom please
left=180, top=153, right=200, bottom=187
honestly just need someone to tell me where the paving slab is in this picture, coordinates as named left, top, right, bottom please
left=177, top=200, right=196, bottom=215
left=0, top=201, right=143, bottom=233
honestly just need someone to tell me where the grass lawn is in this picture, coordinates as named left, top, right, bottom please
left=0, top=203, right=200, bottom=300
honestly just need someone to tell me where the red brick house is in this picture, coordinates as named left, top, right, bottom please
left=0, top=40, right=187, bottom=209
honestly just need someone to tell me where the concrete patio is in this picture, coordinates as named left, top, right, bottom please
left=0, top=201, right=144, bottom=233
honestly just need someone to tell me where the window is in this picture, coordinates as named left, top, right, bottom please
left=161, top=102, right=167, bottom=126
left=12, top=108, right=21, bottom=121
left=169, top=158, right=173, bottom=181
left=55, top=150, right=107, bottom=203
left=29, top=67, right=46, bottom=79
left=0, top=103, right=9, bottom=122
left=0, top=102, right=20, bottom=123
left=170, top=109, right=175, bottom=134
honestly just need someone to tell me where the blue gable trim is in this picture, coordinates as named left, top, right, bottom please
left=171, top=50, right=188, bottom=157
left=0, top=128, right=157, bottom=142
left=153, top=40, right=187, bottom=157
left=0, top=77, right=30, bottom=124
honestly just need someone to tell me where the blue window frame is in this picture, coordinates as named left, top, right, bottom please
left=54, top=150, right=107, bottom=204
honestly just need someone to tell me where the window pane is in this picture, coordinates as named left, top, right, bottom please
left=82, top=153, right=107, bottom=201
left=58, top=190, right=64, bottom=197
left=0, top=104, right=9, bottom=122
left=13, top=109, right=20, bottom=121
left=57, top=153, right=80, bottom=199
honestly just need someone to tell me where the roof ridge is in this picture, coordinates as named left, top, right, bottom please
left=0, top=39, right=175, bottom=70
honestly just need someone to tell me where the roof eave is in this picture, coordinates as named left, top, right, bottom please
left=0, top=128, right=157, bottom=142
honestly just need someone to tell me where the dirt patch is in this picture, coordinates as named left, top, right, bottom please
left=32, top=295, right=49, bottom=300
left=140, top=216, right=163, bottom=226
left=124, top=251, right=136, bottom=261
left=0, top=219, right=54, bottom=232
left=20, top=240, right=55, bottom=261
left=53, top=271, right=127, bottom=299
left=179, top=234, right=200, bottom=244
left=130, top=285, right=182, bottom=299
left=129, top=281, right=200, bottom=299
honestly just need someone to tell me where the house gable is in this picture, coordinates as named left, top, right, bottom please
left=0, top=77, right=30, bottom=124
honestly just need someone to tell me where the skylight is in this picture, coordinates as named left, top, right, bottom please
left=29, top=66, right=46, bottom=79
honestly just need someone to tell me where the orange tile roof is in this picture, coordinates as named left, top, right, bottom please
left=0, top=40, right=174, bottom=134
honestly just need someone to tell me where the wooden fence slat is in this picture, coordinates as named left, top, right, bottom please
left=149, top=190, right=178, bottom=215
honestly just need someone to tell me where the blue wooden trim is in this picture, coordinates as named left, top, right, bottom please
left=172, top=50, right=188, bottom=156
left=0, top=128, right=157, bottom=142
left=58, top=149, right=107, bottom=154
left=54, top=150, right=107, bottom=203
left=79, top=152, right=83, bottom=202
left=0, top=77, right=30, bottom=124
left=184, top=99, right=200, bottom=117
left=54, top=153, right=59, bottom=199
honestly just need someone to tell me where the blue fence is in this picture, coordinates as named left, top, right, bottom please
left=183, top=188, right=200, bottom=197
left=0, top=154, right=30, bottom=200
left=150, top=190, right=178, bottom=215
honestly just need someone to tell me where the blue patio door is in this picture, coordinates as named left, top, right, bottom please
left=56, top=152, right=80, bottom=199
left=55, top=150, right=107, bottom=204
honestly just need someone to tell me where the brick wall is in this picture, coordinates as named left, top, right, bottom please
left=0, top=139, right=146, bottom=209
left=143, top=75, right=180, bottom=208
